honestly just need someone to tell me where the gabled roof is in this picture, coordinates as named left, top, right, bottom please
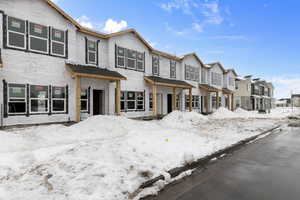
left=207, top=62, right=226, bottom=73
left=180, top=53, right=205, bottom=67
left=225, top=69, right=238, bottom=76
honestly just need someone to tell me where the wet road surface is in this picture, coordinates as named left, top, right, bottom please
left=144, top=127, right=300, bottom=200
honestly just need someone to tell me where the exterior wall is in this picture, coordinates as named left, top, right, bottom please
left=292, top=96, right=300, bottom=107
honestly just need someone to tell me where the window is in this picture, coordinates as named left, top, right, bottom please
left=229, top=77, right=235, bottom=86
left=30, top=85, right=49, bottom=113
left=29, top=22, right=49, bottom=54
left=52, top=86, right=66, bottom=112
left=185, top=65, right=199, bottom=81
left=170, top=60, right=176, bottom=78
left=6, top=16, right=26, bottom=50
left=87, top=40, right=97, bottom=64
left=127, top=49, right=136, bottom=70
left=201, top=69, right=207, bottom=84
left=115, top=45, right=144, bottom=71
left=192, top=96, right=200, bottom=108
left=149, top=93, right=153, bottom=110
left=8, top=84, right=26, bottom=114
left=81, top=89, right=88, bottom=112
left=51, top=28, right=65, bottom=57
left=176, top=94, right=180, bottom=110
left=211, top=72, right=222, bottom=86
left=152, top=55, right=159, bottom=75
left=121, top=91, right=145, bottom=111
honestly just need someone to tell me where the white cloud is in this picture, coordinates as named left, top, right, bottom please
left=266, top=75, right=300, bottom=98
left=102, top=19, right=128, bottom=33
left=159, top=0, right=196, bottom=15
left=192, top=22, right=203, bottom=32
left=76, top=15, right=94, bottom=29
left=208, top=35, right=247, bottom=40
left=51, top=0, right=60, bottom=3
left=200, top=0, right=223, bottom=25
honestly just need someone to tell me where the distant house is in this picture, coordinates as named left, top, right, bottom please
left=276, top=98, right=291, bottom=107
left=291, top=94, right=300, bottom=107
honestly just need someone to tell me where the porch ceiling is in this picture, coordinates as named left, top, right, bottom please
left=144, top=76, right=194, bottom=89
left=66, top=64, right=127, bottom=81
left=199, top=84, right=220, bottom=92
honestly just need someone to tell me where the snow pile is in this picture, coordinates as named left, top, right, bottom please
left=161, top=111, right=208, bottom=129
left=210, top=107, right=239, bottom=119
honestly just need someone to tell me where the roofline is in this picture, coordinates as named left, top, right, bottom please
left=180, top=53, right=205, bottom=66
left=225, top=69, right=238, bottom=76
left=207, top=62, right=226, bottom=73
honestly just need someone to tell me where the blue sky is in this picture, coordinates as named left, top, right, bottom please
left=53, top=0, right=300, bottom=98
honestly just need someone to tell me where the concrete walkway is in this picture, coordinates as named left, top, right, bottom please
left=144, top=127, right=300, bottom=200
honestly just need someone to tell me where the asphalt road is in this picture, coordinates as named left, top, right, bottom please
left=144, top=127, right=300, bottom=200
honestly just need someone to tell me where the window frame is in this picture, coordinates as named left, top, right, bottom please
left=28, top=22, right=49, bottom=54
left=170, top=60, right=176, bottom=79
left=152, top=54, right=160, bottom=76
left=121, top=91, right=145, bottom=112
left=29, top=85, right=49, bottom=114
left=50, top=27, right=66, bottom=57
left=87, top=39, right=97, bottom=65
left=51, top=86, right=66, bottom=113
left=7, top=83, right=27, bottom=115
left=116, top=46, right=126, bottom=68
left=126, top=49, right=137, bottom=70
left=6, top=16, right=27, bottom=50
left=80, top=88, right=89, bottom=112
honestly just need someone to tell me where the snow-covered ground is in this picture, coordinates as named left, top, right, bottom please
left=0, top=107, right=299, bottom=200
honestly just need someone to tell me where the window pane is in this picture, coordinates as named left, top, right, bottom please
left=127, top=92, right=135, bottom=100
left=89, top=52, right=96, bottom=63
left=121, top=92, right=125, bottom=100
left=127, top=101, right=135, bottom=109
left=81, top=100, right=87, bottom=111
left=52, top=42, right=65, bottom=56
left=121, top=101, right=125, bottom=111
left=52, top=86, right=65, bottom=98
left=31, top=100, right=48, bottom=112
left=9, top=102, right=26, bottom=113
left=117, top=57, right=125, bottom=67
left=81, top=89, right=88, bottom=99
left=30, top=85, right=48, bottom=98
left=9, top=84, right=26, bottom=98
left=8, top=32, right=25, bottom=48
left=137, top=104, right=144, bottom=110
left=29, top=23, right=48, bottom=38
left=137, top=61, right=144, bottom=71
left=30, top=37, right=48, bottom=52
left=53, top=100, right=65, bottom=112
left=8, top=16, right=26, bottom=33
left=88, top=40, right=96, bottom=51
left=127, top=50, right=136, bottom=59
left=117, top=46, right=125, bottom=56
left=137, top=92, right=144, bottom=100
left=127, top=58, right=135, bottom=69
left=137, top=52, right=143, bottom=61
left=52, top=28, right=65, bottom=42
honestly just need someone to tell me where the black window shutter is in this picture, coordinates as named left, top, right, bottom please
left=3, top=15, right=7, bottom=49
left=85, top=37, right=88, bottom=64
left=26, top=84, right=29, bottom=117
left=26, top=21, right=29, bottom=51
left=87, top=87, right=91, bottom=114
left=48, top=85, right=52, bottom=115
left=65, top=30, right=68, bottom=59
left=65, top=85, right=69, bottom=114
left=96, top=40, right=99, bottom=66
left=48, top=27, right=51, bottom=55
left=3, top=80, right=8, bottom=118
left=115, top=44, right=117, bottom=68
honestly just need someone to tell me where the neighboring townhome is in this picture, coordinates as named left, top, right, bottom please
left=222, top=69, right=238, bottom=111
left=235, top=76, right=274, bottom=111
left=291, top=94, right=300, bottom=107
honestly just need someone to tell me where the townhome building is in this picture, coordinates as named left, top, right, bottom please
left=235, top=76, right=274, bottom=111
left=291, top=94, right=300, bottom=107
left=0, top=0, right=239, bottom=127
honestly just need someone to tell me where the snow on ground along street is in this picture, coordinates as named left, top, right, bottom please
left=0, top=108, right=299, bottom=200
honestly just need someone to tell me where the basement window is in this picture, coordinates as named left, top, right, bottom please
left=8, top=84, right=27, bottom=114
left=6, top=16, right=26, bottom=50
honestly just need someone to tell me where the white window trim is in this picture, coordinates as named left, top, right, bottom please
left=87, top=40, right=97, bottom=65
left=28, top=22, right=49, bottom=54
left=117, top=46, right=125, bottom=68
left=152, top=55, right=159, bottom=76
left=136, top=92, right=144, bottom=111
left=7, top=84, right=27, bottom=115
left=136, top=53, right=144, bottom=71
left=29, top=85, right=49, bottom=114
left=170, top=60, right=176, bottom=78
left=80, top=89, right=89, bottom=112
left=50, top=27, right=66, bottom=57
left=6, top=17, right=27, bottom=50
left=51, top=86, right=66, bottom=113
left=126, top=57, right=137, bottom=70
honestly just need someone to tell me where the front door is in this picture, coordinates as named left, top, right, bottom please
left=167, top=94, right=172, bottom=113
left=93, top=90, right=104, bottom=115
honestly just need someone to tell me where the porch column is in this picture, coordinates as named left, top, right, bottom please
left=189, top=88, right=192, bottom=112
left=115, top=80, right=121, bottom=115
left=216, top=91, right=219, bottom=109
left=231, top=93, right=234, bottom=111
left=75, top=75, right=81, bottom=122
left=152, top=84, right=157, bottom=117
left=205, top=95, right=209, bottom=113
left=172, top=87, right=176, bottom=111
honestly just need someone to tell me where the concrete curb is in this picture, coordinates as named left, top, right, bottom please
left=139, top=125, right=281, bottom=190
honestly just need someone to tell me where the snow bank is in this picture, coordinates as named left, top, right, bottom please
left=161, top=111, right=208, bottom=129
left=210, top=107, right=239, bottom=119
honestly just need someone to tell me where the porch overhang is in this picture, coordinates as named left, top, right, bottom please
left=198, top=84, right=220, bottom=92
left=144, top=76, right=194, bottom=89
left=66, top=64, right=127, bottom=81
left=222, top=88, right=234, bottom=94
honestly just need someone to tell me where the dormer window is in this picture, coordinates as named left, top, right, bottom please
left=152, top=55, right=159, bottom=76
left=86, top=39, right=97, bottom=65
left=6, top=16, right=26, bottom=50
left=29, top=22, right=49, bottom=54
